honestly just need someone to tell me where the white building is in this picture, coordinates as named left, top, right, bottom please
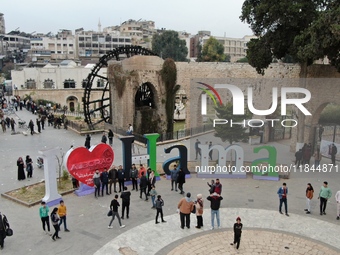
left=11, top=60, right=106, bottom=90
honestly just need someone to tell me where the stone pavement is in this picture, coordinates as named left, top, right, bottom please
left=95, top=208, right=340, bottom=255
left=0, top=108, right=340, bottom=255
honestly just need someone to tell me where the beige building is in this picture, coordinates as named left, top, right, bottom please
left=201, top=34, right=257, bottom=62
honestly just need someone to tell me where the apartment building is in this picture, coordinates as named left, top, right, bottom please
left=0, top=13, right=5, bottom=34
left=191, top=31, right=256, bottom=62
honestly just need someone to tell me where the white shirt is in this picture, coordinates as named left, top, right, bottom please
left=335, top=191, right=340, bottom=203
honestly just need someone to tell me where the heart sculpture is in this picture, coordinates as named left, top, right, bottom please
left=65, top=144, right=114, bottom=187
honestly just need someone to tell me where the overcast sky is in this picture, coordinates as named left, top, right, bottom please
left=1, top=0, right=253, bottom=38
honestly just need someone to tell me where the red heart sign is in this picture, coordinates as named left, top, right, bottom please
left=66, top=144, right=114, bottom=186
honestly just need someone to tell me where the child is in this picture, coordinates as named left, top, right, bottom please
left=230, top=217, right=243, bottom=250
left=58, top=200, right=70, bottom=232
left=207, top=180, right=215, bottom=194
left=150, top=185, right=157, bottom=209
left=155, top=195, right=166, bottom=224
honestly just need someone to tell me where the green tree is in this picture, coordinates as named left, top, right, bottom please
left=240, top=0, right=340, bottom=75
left=152, top=31, right=188, bottom=61
left=160, top=58, right=180, bottom=138
left=199, top=37, right=227, bottom=62
left=214, top=103, right=252, bottom=145
left=236, top=57, right=249, bottom=63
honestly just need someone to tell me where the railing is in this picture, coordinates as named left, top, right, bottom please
left=113, top=123, right=214, bottom=144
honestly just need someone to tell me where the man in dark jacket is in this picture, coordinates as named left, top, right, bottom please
left=0, top=212, right=10, bottom=250
left=177, top=168, right=186, bottom=194
left=108, top=166, right=118, bottom=194
left=207, top=192, right=223, bottom=229
left=139, top=171, right=148, bottom=201
left=100, top=168, right=109, bottom=196
left=120, top=186, right=131, bottom=219
left=117, top=165, right=125, bottom=192
left=130, top=164, right=139, bottom=191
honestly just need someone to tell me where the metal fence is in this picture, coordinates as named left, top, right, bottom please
left=113, top=124, right=214, bottom=144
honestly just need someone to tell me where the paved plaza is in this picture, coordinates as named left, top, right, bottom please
left=0, top=109, right=340, bottom=254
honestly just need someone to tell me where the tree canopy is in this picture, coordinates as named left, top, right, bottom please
left=152, top=31, right=188, bottom=62
left=240, top=0, right=340, bottom=74
left=198, top=37, right=229, bottom=62
left=214, top=103, right=252, bottom=145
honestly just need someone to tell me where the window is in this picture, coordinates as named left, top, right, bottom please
left=57, top=51, right=61, bottom=53
left=43, top=78, right=54, bottom=89
left=69, top=44, right=73, bottom=47
left=97, top=79, right=105, bottom=88
left=119, top=38, right=124, bottom=42
left=25, top=79, right=36, bottom=89
left=64, top=79, right=76, bottom=89
left=82, top=79, right=88, bottom=88
left=63, top=44, right=67, bottom=46
left=112, top=38, right=118, bottom=42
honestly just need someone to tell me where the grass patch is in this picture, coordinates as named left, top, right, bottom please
left=6, top=178, right=74, bottom=204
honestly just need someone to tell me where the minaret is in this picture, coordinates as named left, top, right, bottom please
left=98, top=19, right=101, bottom=33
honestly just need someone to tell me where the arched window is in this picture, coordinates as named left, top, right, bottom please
left=135, top=82, right=155, bottom=108
left=64, top=79, right=76, bottom=89
left=43, top=78, right=54, bottom=89
left=25, top=79, right=36, bottom=89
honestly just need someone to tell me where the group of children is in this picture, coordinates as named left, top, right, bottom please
left=39, top=200, right=70, bottom=241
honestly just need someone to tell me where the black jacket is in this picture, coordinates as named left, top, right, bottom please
left=207, top=195, right=223, bottom=210
left=177, top=171, right=186, bottom=184
left=120, top=191, right=131, bottom=204
left=140, top=176, right=148, bottom=188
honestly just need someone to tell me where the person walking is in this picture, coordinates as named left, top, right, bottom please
left=195, top=194, right=204, bottom=229
left=17, top=157, right=26, bottom=181
left=58, top=200, right=70, bottom=232
left=10, top=118, right=16, bottom=132
left=84, top=134, right=91, bottom=149
left=120, top=186, right=131, bottom=219
left=195, top=139, right=201, bottom=160
left=295, top=149, right=303, bottom=167
left=305, top=183, right=314, bottom=214
left=170, top=165, right=179, bottom=192
left=150, top=185, right=157, bottom=209
left=92, top=169, right=101, bottom=198
left=335, top=189, right=340, bottom=220
left=100, top=168, right=109, bottom=196
left=329, top=143, right=337, bottom=165
left=318, top=181, right=332, bottom=215
left=230, top=217, right=243, bottom=250
left=177, top=192, right=194, bottom=229
left=28, top=119, right=34, bottom=135
left=130, top=164, right=139, bottom=191
left=108, top=195, right=125, bottom=229
left=0, top=212, right=10, bottom=250
left=155, top=195, right=166, bottom=224
left=50, top=207, right=60, bottom=241
left=147, top=169, right=155, bottom=196
left=313, top=149, right=322, bottom=168
left=207, top=192, right=223, bottom=229
left=139, top=171, right=148, bottom=201
left=209, top=141, right=213, bottom=160
left=39, top=201, right=51, bottom=235
left=277, top=183, right=289, bottom=216
left=108, top=129, right=114, bottom=146
left=177, top=168, right=186, bottom=195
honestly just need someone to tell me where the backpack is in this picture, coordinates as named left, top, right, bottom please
left=191, top=204, right=196, bottom=214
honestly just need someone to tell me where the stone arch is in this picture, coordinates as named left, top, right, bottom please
left=66, top=95, right=79, bottom=111
left=133, top=81, right=162, bottom=135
